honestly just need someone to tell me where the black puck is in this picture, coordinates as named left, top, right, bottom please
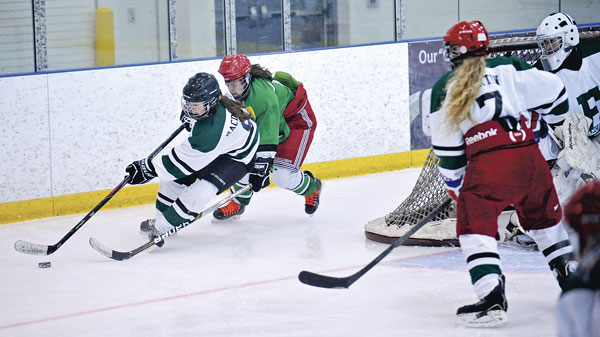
left=38, top=261, right=51, bottom=268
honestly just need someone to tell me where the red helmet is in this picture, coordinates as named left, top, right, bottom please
left=218, top=54, right=252, bottom=82
left=444, top=21, right=489, bottom=63
left=564, top=180, right=600, bottom=253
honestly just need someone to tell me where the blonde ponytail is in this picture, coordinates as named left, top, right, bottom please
left=443, top=57, right=486, bottom=131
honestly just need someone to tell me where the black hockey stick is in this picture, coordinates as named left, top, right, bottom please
left=14, top=124, right=186, bottom=256
left=298, top=198, right=452, bottom=289
left=89, top=184, right=252, bottom=260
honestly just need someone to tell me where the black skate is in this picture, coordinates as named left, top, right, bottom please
left=304, top=171, right=322, bottom=215
left=148, top=228, right=165, bottom=248
left=456, top=274, right=508, bottom=327
left=140, top=219, right=156, bottom=233
left=549, top=254, right=577, bottom=291
left=212, top=200, right=245, bottom=222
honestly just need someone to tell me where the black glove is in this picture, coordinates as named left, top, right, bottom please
left=249, top=157, right=273, bottom=192
left=126, top=157, right=157, bottom=185
left=180, top=110, right=194, bottom=132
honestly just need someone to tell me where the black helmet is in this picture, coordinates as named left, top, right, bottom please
left=181, top=72, right=222, bottom=120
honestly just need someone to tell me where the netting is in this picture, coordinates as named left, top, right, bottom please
left=364, top=29, right=600, bottom=245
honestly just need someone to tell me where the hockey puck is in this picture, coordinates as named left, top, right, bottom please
left=38, top=261, right=51, bottom=268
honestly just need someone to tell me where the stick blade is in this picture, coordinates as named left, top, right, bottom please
left=298, top=271, right=350, bottom=289
left=14, top=240, right=55, bottom=255
left=89, top=238, right=132, bottom=261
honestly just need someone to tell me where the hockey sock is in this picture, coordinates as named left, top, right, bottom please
left=230, top=183, right=253, bottom=206
left=459, top=234, right=503, bottom=298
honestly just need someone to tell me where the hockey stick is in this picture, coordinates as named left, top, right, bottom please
left=14, top=124, right=186, bottom=256
left=89, top=184, right=252, bottom=261
left=298, top=198, right=453, bottom=289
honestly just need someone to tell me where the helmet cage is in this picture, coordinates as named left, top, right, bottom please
left=536, top=13, right=579, bottom=71
left=181, top=97, right=213, bottom=120
left=226, top=74, right=251, bottom=100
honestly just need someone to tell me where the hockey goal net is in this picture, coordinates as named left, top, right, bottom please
left=364, top=29, right=600, bottom=246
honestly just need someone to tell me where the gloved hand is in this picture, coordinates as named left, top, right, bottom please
left=249, top=156, right=273, bottom=192
left=126, top=157, right=157, bottom=185
left=180, top=110, right=195, bottom=132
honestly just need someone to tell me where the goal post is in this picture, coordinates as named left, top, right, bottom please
left=364, top=28, right=600, bottom=245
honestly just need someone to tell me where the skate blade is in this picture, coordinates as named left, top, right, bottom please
left=211, top=215, right=242, bottom=224
left=456, top=310, right=508, bottom=327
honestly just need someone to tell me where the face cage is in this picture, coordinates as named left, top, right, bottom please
left=226, top=74, right=251, bottom=100
left=181, top=98, right=211, bottom=120
left=537, top=35, right=564, bottom=57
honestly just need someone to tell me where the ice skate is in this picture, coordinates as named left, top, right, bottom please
left=304, top=171, right=322, bottom=215
left=456, top=274, right=508, bottom=327
left=212, top=200, right=245, bottom=222
left=139, top=218, right=156, bottom=233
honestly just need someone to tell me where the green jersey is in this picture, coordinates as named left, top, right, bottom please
left=243, top=77, right=296, bottom=152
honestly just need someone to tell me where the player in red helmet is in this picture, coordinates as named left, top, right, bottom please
left=431, top=21, right=575, bottom=326
left=214, top=54, right=321, bottom=221
left=556, top=180, right=600, bottom=337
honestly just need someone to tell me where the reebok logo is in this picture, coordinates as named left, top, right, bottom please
left=554, top=204, right=559, bottom=211
left=465, top=128, right=498, bottom=145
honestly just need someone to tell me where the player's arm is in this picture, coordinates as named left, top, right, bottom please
left=430, top=77, right=467, bottom=201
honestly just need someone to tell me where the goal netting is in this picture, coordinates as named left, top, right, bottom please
left=364, top=29, right=600, bottom=246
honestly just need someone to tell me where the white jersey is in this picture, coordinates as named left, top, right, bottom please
left=430, top=57, right=569, bottom=183
left=550, top=40, right=600, bottom=137
left=153, top=105, right=259, bottom=181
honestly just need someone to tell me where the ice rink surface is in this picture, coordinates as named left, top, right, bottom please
left=0, top=169, right=563, bottom=337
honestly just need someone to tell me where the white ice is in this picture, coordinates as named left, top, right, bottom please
left=0, top=169, right=562, bottom=337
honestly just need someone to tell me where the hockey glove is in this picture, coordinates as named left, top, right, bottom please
left=249, top=156, right=273, bottom=192
left=179, top=110, right=195, bottom=132
left=126, top=157, right=157, bottom=185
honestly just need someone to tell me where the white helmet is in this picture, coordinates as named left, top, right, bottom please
left=536, top=13, right=579, bottom=71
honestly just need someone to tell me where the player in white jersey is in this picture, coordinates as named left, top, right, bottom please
left=126, top=72, right=259, bottom=246
left=504, top=13, right=600, bottom=250
left=536, top=13, right=600, bottom=203
left=556, top=180, right=600, bottom=337
left=431, top=20, right=576, bottom=327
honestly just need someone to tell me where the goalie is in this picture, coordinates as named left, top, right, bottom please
left=504, top=12, right=600, bottom=248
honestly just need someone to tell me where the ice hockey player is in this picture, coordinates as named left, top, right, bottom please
left=556, top=180, right=600, bottom=337
left=128, top=72, right=259, bottom=246
left=430, top=20, right=577, bottom=327
left=535, top=12, right=600, bottom=203
left=504, top=12, right=600, bottom=250
left=212, top=54, right=321, bottom=221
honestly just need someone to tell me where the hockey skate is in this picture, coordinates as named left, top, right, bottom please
left=304, top=171, right=322, bottom=215
left=212, top=200, right=245, bottom=222
left=456, top=274, right=508, bottom=327
left=148, top=228, right=165, bottom=248
left=139, top=219, right=156, bottom=233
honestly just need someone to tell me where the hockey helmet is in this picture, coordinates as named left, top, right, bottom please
left=564, top=180, right=600, bottom=256
left=444, top=21, right=489, bottom=65
left=181, top=72, right=221, bottom=120
left=219, top=55, right=252, bottom=100
left=536, top=13, right=579, bottom=71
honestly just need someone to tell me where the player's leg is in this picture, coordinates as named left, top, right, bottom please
left=515, top=149, right=576, bottom=289
left=151, top=156, right=249, bottom=244
left=212, top=175, right=251, bottom=222
left=275, top=99, right=321, bottom=214
left=454, top=156, right=511, bottom=327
